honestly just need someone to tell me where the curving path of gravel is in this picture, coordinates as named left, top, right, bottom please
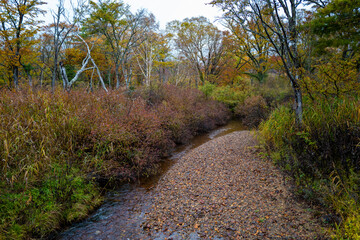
left=143, top=131, right=328, bottom=239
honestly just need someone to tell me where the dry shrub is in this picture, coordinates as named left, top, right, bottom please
left=0, top=86, right=229, bottom=183
left=235, top=95, right=269, bottom=127
left=0, top=85, right=230, bottom=238
left=143, top=85, right=230, bottom=144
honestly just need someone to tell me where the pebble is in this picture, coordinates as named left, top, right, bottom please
left=144, top=131, right=329, bottom=239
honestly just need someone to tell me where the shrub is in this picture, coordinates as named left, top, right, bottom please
left=0, top=84, right=230, bottom=238
left=235, top=95, right=269, bottom=127
left=199, top=81, right=216, bottom=98
left=139, top=84, right=230, bottom=143
left=261, top=98, right=360, bottom=179
left=259, top=97, right=360, bottom=238
left=199, top=81, right=250, bottom=111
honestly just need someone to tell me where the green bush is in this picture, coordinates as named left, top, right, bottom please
left=199, top=81, right=250, bottom=111
left=259, top=97, right=360, bottom=239
left=199, top=81, right=216, bottom=98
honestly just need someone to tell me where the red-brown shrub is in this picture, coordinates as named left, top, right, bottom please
left=235, top=95, right=269, bottom=127
left=0, top=85, right=230, bottom=238
left=0, top=85, right=230, bottom=185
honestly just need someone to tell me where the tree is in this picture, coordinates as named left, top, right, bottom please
left=135, top=14, right=162, bottom=86
left=301, top=51, right=360, bottom=99
left=84, top=0, right=147, bottom=88
left=36, top=31, right=54, bottom=87
left=212, top=0, right=305, bottom=125
left=135, top=31, right=157, bottom=86
left=310, top=0, right=360, bottom=57
left=224, top=15, right=272, bottom=83
left=0, top=0, right=45, bottom=88
left=49, top=0, right=80, bottom=91
left=59, top=33, right=108, bottom=92
left=50, top=0, right=108, bottom=92
left=168, top=17, right=226, bottom=87
left=154, top=33, right=173, bottom=84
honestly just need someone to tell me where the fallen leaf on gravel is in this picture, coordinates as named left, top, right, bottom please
left=143, top=131, right=329, bottom=239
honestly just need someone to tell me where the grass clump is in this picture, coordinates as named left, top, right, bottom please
left=259, top=97, right=360, bottom=239
left=0, top=84, right=230, bottom=238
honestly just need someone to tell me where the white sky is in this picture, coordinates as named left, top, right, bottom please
left=40, top=0, right=224, bottom=30
left=123, top=0, right=223, bottom=29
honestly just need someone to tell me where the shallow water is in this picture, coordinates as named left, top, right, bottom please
left=55, top=121, right=245, bottom=240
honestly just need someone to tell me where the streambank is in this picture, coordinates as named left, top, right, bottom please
left=56, top=122, right=329, bottom=239
left=55, top=121, right=245, bottom=239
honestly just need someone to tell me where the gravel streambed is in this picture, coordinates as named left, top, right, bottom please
left=143, top=131, right=328, bottom=239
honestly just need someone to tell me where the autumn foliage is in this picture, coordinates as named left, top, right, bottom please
left=235, top=95, right=269, bottom=128
left=0, top=85, right=229, bottom=238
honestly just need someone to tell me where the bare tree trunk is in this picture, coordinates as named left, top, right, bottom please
left=125, top=68, right=132, bottom=88
left=60, top=33, right=108, bottom=92
left=40, top=68, right=43, bottom=87
left=89, top=67, right=95, bottom=92
left=294, top=85, right=303, bottom=125
left=115, top=56, right=122, bottom=89
left=162, top=65, right=166, bottom=84
left=115, top=64, right=121, bottom=89
left=13, top=66, right=19, bottom=88
left=51, top=0, right=77, bottom=92
left=13, top=8, right=23, bottom=89
left=52, top=50, right=59, bottom=91
left=212, top=0, right=304, bottom=125
left=258, top=0, right=303, bottom=125
left=59, top=61, right=69, bottom=90
left=28, top=73, right=32, bottom=87
left=51, top=1, right=61, bottom=92
left=90, top=57, right=107, bottom=92
left=107, top=67, right=112, bottom=89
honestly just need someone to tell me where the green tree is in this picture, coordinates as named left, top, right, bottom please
left=310, top=0, right=360, bottom=57
left=224, top=14, right=271, bottom=83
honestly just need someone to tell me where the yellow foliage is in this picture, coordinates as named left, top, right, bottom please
left=64, top=48, right=86, bottom=66
left=301, top=52, right=360, bottom=98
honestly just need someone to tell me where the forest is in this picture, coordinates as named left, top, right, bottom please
left=0, top=0, right=359, bottom=239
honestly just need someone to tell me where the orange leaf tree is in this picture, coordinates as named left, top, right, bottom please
left=0, top=0, right=45, bottom=88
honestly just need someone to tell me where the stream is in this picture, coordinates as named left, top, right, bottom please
left=55, top=121, right=245, bottom=240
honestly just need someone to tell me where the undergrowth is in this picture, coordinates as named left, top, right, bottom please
left=259, top=97, right=360, bottom=239
left=199, top=75, right=292, bottom=128
left=0, top=84, right=230, bottom=239
left=199, top=81, right=250, bottom=111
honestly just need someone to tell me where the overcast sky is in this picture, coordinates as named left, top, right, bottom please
left=40, top=0, right=224, bottom=30
left=123, top=0, right=223, bottom=29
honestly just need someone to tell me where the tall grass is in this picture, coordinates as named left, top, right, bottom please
left=259, top=97, right=360, bottom=239
left=0, top=84, right=230, bottom=239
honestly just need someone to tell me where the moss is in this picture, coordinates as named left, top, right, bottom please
left=0, top=165, right=103, bottom=238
